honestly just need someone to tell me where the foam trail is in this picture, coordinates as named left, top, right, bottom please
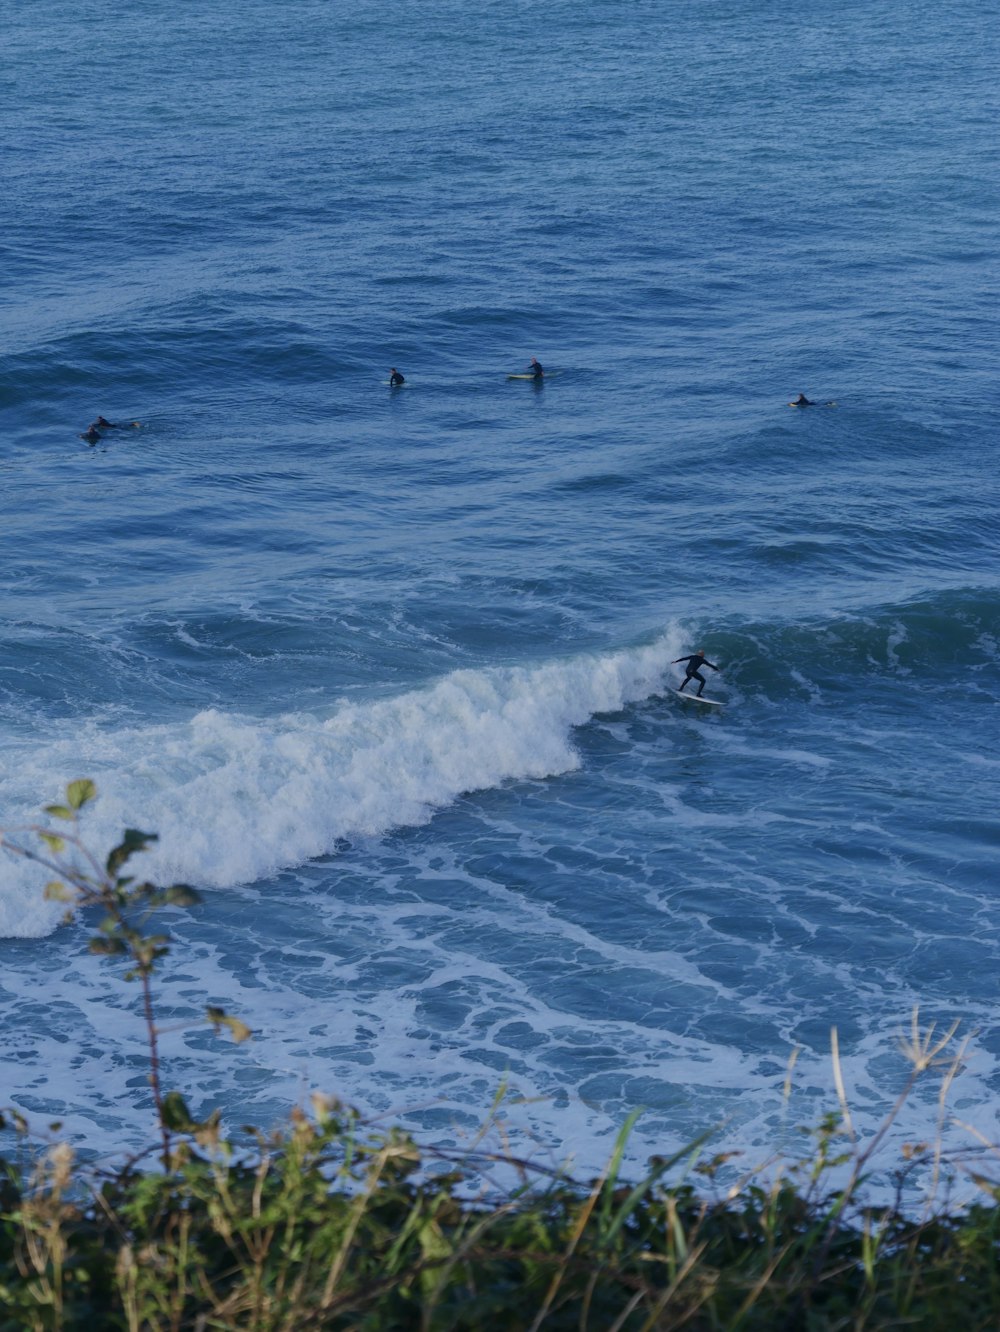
left=0, top=630, right=684, bottom=937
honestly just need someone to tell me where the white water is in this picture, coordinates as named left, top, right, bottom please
left=0, top=630, right=684, bottom=936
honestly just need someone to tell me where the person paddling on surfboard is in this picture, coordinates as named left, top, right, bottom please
left=528, top=357, right=544, bottom=380
left=789, top=393, right=814, bottom=407
left=389, top=368, right=405, bottom=387
left=91, top=416, right=141, bottom=428
left=673, top=649, right=720, bottom=698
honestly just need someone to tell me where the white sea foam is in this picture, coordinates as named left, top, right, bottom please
left=0, top=631, right=684, bottom=937
left=885, top=620, right=911, bottom=673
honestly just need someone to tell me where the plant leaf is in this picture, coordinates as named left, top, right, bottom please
left=165, top=884, right=201, bottom=908
left=89, top=937, right=127, bottom=956
left=161, top=1091, right=196, bottom=1132
left=106, top=829, right=158, bottom=876
left=206, top=1007, right=253, bottom=1044
left=66, top=779, right=97, bottom=810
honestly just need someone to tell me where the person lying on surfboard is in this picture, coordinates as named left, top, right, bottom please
left=673, top=649, right=720, bottom=698
left=788, top=393, right=838, bottom=408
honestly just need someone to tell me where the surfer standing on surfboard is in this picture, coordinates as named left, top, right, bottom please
left=673, top=649, right=720, bottom=698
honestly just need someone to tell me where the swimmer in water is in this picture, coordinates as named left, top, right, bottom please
left=80, top=416, right=141, bottom=441
left=673, top=649, right=720, bottom=698
left=389, top=368, right=405, bottom=387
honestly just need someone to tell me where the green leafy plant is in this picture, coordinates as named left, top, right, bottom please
left=1, top=780, right=250, bottom=1168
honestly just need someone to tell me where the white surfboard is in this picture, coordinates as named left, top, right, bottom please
left=675, top=690, right=724, bottom=707
left=506, top=370, right=564, bottom=380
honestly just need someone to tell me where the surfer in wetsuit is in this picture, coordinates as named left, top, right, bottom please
left=87, top=416, right=140, bottom=432
left=80, top=425, right=102, bottom=444
left=789, top=394, right=814, bottom=407
left=673, top=649, right=720, bottom=697
left=529, top=357, right=544, bottom=380
left=389, top=368, right=405, bottom=387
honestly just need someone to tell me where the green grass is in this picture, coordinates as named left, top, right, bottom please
left=3, top=1101, right=1000, bottom=1331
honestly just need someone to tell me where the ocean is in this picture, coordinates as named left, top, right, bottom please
left=2, top=0, right=998, bottom=1187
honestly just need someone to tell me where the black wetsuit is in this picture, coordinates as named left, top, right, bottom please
left=673, top=653, right=719, bottom=696
left=80, top=426, right=102, bottom=444
left=389, top=371, right=405, bottom=386
left=530, top=361, right=544, bottom=380
left=791, top=395, right=813, bottom=407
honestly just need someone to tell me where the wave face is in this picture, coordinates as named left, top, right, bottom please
left=3, top=0, right=999, bottom=1187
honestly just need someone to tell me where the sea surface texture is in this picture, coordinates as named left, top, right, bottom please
left=3, top=0, right=998, bottom=1181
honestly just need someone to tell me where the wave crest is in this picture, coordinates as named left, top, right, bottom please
left=0, top=631, right=684, bottom=937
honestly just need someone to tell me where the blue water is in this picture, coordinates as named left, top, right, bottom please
left=2, top=0, right=999, bottom=1181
